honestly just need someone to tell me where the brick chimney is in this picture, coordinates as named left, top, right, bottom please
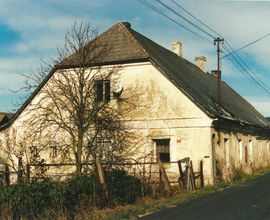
left=172, top=42, right=183, bottom=58
left=195, top=56, right=207, bottom=73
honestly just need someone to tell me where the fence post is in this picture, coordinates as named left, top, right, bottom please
left=159, top=161, right=171, bottom=196
left=186, top=160, right=196, bottom=191
left=178, top=160, right=184, bottom=187
left=200, top=160, right=204, bottom=188
left=190, top=160, right=196, bottom=190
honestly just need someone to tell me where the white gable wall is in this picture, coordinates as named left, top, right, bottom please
left=0, top=61, right=215, bottom=184
left=118, top=62, right=214, bottom=184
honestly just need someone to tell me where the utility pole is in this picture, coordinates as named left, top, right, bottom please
left=214, top=37, right=224, bottom=114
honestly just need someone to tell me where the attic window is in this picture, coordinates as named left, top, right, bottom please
left=96, top=80, right=110, bottom=102
left=154, top=139, right=170, bottom=163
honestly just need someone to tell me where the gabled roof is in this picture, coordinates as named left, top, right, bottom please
left=1, top=22, right=269, bottom=130
left=120, top=22, right=269, bottom=127
left=129, top=27, right=269, bottom=127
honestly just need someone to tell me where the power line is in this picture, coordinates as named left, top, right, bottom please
left=136, top=0, right=213, bottom=45
left=222, top=42, right=270, bottom=96
left=170, top=0, right=222, bottom=38
left=137, top=0, right=270, bottom=98
left=157, top=0, right=270, bottom=97
left=224, top=41, right=270, bottom=92
left=222, top=33, right=270, bottom=59
left=156, top=0, right=270, bottom=96
left=222, top=44, right=269, bottom=96
left=155, top=0, right=216, bottom=39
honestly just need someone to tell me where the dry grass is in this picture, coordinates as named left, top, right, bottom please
left=73, top=189, right=209, bottom=220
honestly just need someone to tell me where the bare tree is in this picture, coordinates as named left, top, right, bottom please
left=12, top=22, right=138, bottom=176
left=0, top=129, right=19, bottom=173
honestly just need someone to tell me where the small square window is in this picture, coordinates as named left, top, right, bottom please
left=154, top=139, right=170, bottom=163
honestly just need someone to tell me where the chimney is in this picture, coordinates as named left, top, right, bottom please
left=195, top=56, right=207, bottom=73
left=122, top=22, right=131, bottom=29
left=172, top=41, right=183, bottom=58
left=211, top=70, right=219, bottom=77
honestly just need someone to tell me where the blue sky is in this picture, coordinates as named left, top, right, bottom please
left=1, top=0, right=270, bottom=116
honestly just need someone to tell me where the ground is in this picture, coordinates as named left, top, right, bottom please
left=140, top=172, right=270, bottom=220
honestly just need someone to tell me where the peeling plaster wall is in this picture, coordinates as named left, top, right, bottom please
left=211, top=127, right=270, bottom=180
left=119, top=62, right=214, bottom=184
left=0, top=62, right=216, bottom=184
left=120, top=62, right=208, bottom=119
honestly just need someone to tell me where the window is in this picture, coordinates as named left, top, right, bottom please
left=249, top=140, right=253, bottom=157
left=29, top=145, right=38, bottom=158
left=224, top=138, right=229, bottom=166
left=238, top=139, right=243, bottom=161
left=154, top=139, right=170, bottom=163
left=50, top=145, right=57, bottom=158
left=95, top=80, right=110, bottom=102
left=244, top=146, right=248, bottom=163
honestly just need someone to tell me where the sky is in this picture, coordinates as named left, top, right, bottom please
left=1, top=0, right=270, bottom=116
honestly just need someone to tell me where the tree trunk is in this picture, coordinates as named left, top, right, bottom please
left=96, top=157, right=108, bottom=207
left=75, top=135, right=83, bottom=176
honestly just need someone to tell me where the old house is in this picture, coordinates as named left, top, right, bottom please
left=0, top=22, right=270, bottom=185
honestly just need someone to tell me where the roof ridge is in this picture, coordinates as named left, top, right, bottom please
left=119, top=22, right=149, bottom=58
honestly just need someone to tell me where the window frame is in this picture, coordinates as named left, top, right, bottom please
left=50, top=145, right=57, bottom=159
left=153, top=138, right=170, bottom=163
left=95, top=80, right=111, bottom=102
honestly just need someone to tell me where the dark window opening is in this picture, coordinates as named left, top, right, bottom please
left=154, top=139, right=170, bottom=163
left=104, top=81, right=110, bottom=101
left=245, top=146, right=248, bottom=163
left=50, top=145, right=57, bottom=158
left=95, top=80, right=110, bottom=102
left=96, top=81, right=103, bottom=101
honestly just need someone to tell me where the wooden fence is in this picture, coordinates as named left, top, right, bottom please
left=22, top=158, right=204, bottom=193
left=0, top=164, right=17, bottom=187
left=0, top=157, right=204, bottom=195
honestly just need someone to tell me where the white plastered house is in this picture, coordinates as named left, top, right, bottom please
left=1, top=22, right=270, bottom=185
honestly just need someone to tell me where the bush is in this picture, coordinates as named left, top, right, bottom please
left=62, top=173, right=101, bottom=215
left=0, top=181, right=62, bottom=219
left=0, top=170, right=143, bottom=219
left=106, top=169, right=142, bottom=205
left=62, top=170, right=142, bottom=209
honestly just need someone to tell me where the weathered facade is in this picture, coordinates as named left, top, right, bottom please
left=1, top=22, right=270, bottom=185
